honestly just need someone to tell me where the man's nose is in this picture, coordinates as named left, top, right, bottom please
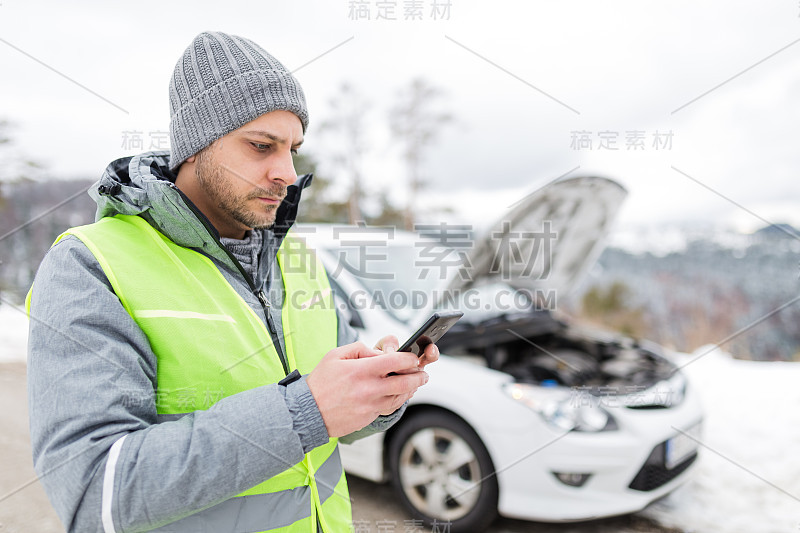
left=268, top=152, right=298, bottom=186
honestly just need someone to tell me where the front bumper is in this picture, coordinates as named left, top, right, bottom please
left=486, top=384, right=703, bottom=522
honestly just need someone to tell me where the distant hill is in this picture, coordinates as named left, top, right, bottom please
left=753, top=223, right=800, bottom=240
left=570, top=224, right=800, bottom=361
left=0, top=178, right=96, bottom=302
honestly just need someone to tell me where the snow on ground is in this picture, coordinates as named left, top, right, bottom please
left=0, top=303, right=29, bottom=363
left=642, top=346, right=800, bottom=533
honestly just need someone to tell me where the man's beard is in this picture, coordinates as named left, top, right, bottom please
left=195, top=148, right=287, bottom=231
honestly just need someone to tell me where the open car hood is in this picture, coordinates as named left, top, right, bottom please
left=443, top=176, right=627, bottom=298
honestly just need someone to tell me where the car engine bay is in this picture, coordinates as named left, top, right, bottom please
left=436, top=311, right=678, bottom=393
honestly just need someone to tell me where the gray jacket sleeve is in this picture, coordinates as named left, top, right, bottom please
left=27, top=237, right=330, bottom=533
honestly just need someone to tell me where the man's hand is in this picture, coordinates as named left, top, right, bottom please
left=306, top=341, right=434, bottom=438
left=374, top=334, right=440, bottom=371
left=373, top=334, right=399, bottom=354
left=417, top=342, right=439, bottom=371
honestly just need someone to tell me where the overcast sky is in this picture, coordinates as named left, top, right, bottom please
left=1, top=0, right=799, bottom=235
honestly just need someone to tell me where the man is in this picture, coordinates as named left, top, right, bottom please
left=26, top=31, right=437, bottom=532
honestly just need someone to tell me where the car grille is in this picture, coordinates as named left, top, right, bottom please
left=628, top=441, right=698, bottom=492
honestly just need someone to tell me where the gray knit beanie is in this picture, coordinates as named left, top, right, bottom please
left=168, top=31, right=309, bottom=171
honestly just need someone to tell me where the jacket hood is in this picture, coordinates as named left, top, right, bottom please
left=91, top=150, right=310, bottom=276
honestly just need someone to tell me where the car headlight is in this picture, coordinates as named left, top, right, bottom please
left=504, top=383, right=617, bottom=432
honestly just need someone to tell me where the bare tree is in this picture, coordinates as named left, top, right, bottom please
left=292, top=152, right=349, bottom=223
left=389, top=78, right=452, bottom=230
left=0, top=119, right=45, bottom=184
left=318, top=83, right=371, bottom=224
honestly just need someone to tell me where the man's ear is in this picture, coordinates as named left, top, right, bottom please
left=186, top=154, right=197, bottom=163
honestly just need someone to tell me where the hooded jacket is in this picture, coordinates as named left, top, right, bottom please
left=27, top=151, right=403, bottom=532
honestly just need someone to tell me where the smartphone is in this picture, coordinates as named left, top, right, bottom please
left=398, top=311, right=464, bottom=357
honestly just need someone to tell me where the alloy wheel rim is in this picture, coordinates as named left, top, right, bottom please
left=398, top=427, right=482, bottom=521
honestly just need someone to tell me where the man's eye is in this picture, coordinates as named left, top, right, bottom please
left=291, top=148, right=299, bottom=155
left=251, top=142, right=270, bottom=151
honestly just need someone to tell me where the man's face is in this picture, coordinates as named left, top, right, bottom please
left=181, top=110, right=303, bottom=239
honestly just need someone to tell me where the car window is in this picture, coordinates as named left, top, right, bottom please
left=327, top=276, right=365, bottom=329
left=326, top=242, right=543, bottom=323
left=325, top=244, right=441, bottom=323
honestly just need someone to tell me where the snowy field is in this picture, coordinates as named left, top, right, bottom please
left=0, top=303, right=29, bottom=363
left=642, top=347, right=800, bottom=533
left=2, top=303, right=798, bottom=532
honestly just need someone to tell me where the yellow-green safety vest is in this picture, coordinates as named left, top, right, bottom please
left=28, top=214, right=352, bottom=532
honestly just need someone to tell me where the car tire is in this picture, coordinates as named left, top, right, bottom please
left=388, top=411, right=498, bottom=533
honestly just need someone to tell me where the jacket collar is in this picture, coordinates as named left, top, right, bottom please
left=91, top=150, right=312, bottom=275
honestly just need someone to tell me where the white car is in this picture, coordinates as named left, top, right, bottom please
left=300, top=176, right=703, bottom=532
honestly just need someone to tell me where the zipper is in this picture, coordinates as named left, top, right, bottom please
left=172, top=184, right=290, bottom=375
left=257, top=289, right=278, bottom=335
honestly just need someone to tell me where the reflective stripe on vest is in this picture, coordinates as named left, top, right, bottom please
left=31, top=214, right=352, bottom=532
left=149, top=448, right=348, bottom=533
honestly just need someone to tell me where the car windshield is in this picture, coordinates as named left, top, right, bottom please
left=325, top=241, right=537, bottom=323
left=325, top=243, right=442, bottom=323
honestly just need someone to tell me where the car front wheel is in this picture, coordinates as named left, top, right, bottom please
left=388, top=411, right=498, bottom=533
